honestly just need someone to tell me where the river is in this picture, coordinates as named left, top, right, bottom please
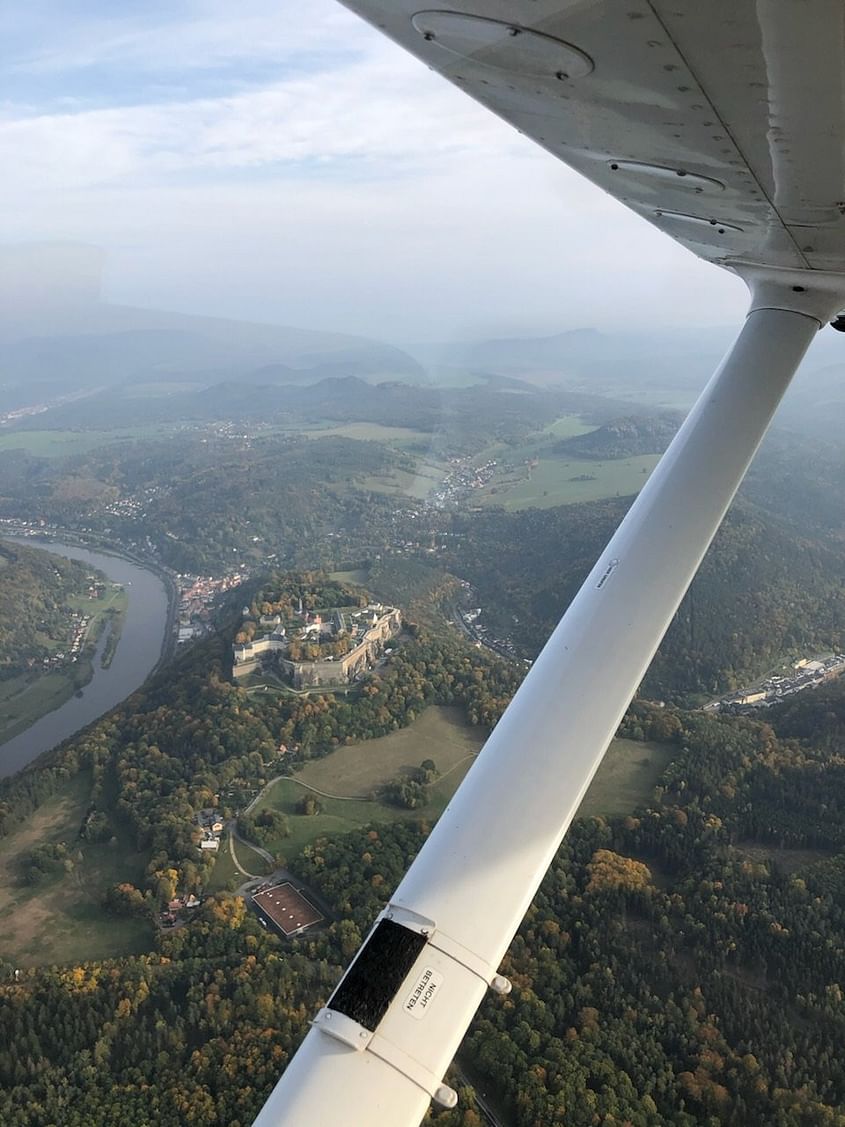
left=0, top=539, right=170, bottom=778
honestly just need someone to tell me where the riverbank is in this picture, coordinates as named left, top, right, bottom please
left=0, top=538, right=173, bottom=778
left=0, top=671, right=84, bottom=748
left=7, top=527, right=179, bottom=668
left=0, top=561, right=129, bottom=747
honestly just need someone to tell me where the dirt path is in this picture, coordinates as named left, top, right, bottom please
left=232, top=826, right=274, bottom=867
left=246, top=753, right=479, bottom=809
left=226, top=828, right=257, bottom=879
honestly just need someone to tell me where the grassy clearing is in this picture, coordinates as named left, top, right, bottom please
left=233, top=835, right=272, bottom=877
left=542, top=415, right=597, bottom=440
left=735, top=842, right=833, bottom=876
left=473, top=416, right=595, bottom=467
left=255, top=783, right=408, bottom=859
left=297, top=706, right=482, bottom=796
left=356, top=459, right=447, bottom=501
left=330, top=568, right=370, bottom=586
left=290, top=420, right=449, bottom=501
left=481, top=454, right=661, bottom=510
left=251, top=710, right=673, bottom=859
left=252, top=706, right=484, bottom=858
left=576, top=739, right=673, bottom=819
left=206, top=837, right=242, bottom=893
left=0, top=426, right=177, bottom=458
left=0, top=773, right=151, bottom=966
left=0, top=670, right=79, bottom=747
left=301, top=422, right=434, bottom=444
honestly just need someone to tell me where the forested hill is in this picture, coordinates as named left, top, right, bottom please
left=556, top=412, right=683, bottom=459
left=0, top=435, right=414, bottom=574
left=765, top=675, right=845, bottom=751
left=445, top=499, right=845, bottom=699
left=0, top=540, right=95, bottom=675
left=6, top=689, right=845, bottom=1121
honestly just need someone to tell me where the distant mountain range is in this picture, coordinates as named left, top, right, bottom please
left=0, top=302, right=425, bottom=414
left=412, top=324, right=845, bottom=441
left=409, top=326, right=736, bottom=399
left=3, top=245, right=845, bottom=446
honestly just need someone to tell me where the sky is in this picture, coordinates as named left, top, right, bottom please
left=0, top=0, right=749, bottom=343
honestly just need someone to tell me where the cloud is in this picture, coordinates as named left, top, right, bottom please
left=3, top=2, right=368, bottom=82
left=0, top=0, right=746, bottom=341
left=0, top=27, right=517, bottom=190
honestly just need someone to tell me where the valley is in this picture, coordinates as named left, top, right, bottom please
left=1, top=310, right=845, bottom=1125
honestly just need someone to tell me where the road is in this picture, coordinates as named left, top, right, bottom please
left=232, top=823, right=275, bottom=866
left=226, top=827, right=257, bottom=879
left=453, top=1060, right=510, bottom=1127
left=247, top=773, right=370, bottom=807
left=225, top=821, right=277, bottom=880
left=449, top=602, right=524, bottom=666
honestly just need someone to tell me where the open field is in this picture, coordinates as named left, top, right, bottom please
left=0, top=773, right=151, bottom=966
left=251, top=706, right=484, bottom=858
left=356, top=453, right=450, bottom=501
left=248, top=709, right=674, bottom=859
left=206, top=836, right=243, bottom=893
left=542, top=415, right=598, bottom=440
left=251, top=780, right=453, bottom=860
left=576, top=739, right=673, bottom=819
left=0, top=426, right=179, bottom=458
left=301, top=422, right=435, bottom=445
left=330, top=568, right=370, bottom=586
left=480, top=453, right=661, bottom=510
left=296, top=705, right=482, bottom=796
left=356, top=465, right=441, bottom=500
left=473, top=416, right=596, bottom=466
left=68, top=583, right=127, bottom=619
left=0, top=670, right=79, bottom=748
left=282, top=419, right=450, bottom=501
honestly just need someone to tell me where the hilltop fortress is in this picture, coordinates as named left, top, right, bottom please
left=233, top=598, right=401, bottom=688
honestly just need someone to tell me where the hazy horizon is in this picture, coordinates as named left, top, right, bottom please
left=1, top=1, right=751, bottom=343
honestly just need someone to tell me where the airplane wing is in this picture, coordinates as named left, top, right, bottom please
left=338, top=0, right=845, bottom=284
left=253, top=4, right=845, bottom=1124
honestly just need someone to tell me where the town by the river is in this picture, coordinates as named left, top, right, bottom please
left=0, top=539, right=170, bottom=778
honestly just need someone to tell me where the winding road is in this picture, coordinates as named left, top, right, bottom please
left=245, top=753, right=480, bottom=812
left=225, top=822, right=275, bottom=879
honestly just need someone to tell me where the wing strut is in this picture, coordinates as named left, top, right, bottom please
left=253, top=280, right=842, bottom=1126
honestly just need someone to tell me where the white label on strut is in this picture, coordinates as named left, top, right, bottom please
left=596, top=557, right=619, bottom=590
left=404, top=966, right=444, bottom=1019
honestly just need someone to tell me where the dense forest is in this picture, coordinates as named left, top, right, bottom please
left=0, top=539, right=98, bottom=676
left=278, top=689, right=845, bottom=1125
left=0, top=434, right=417, bottom=573
left=444, top=499, right=845, bottom=699
left=5, top=673, right=845, bottom=1120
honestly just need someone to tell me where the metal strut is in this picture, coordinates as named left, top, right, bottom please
left=253, top=283, right=840, bottom=1127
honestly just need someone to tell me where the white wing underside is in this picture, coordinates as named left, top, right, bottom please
left=343, top=0, right=845, bottom=282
